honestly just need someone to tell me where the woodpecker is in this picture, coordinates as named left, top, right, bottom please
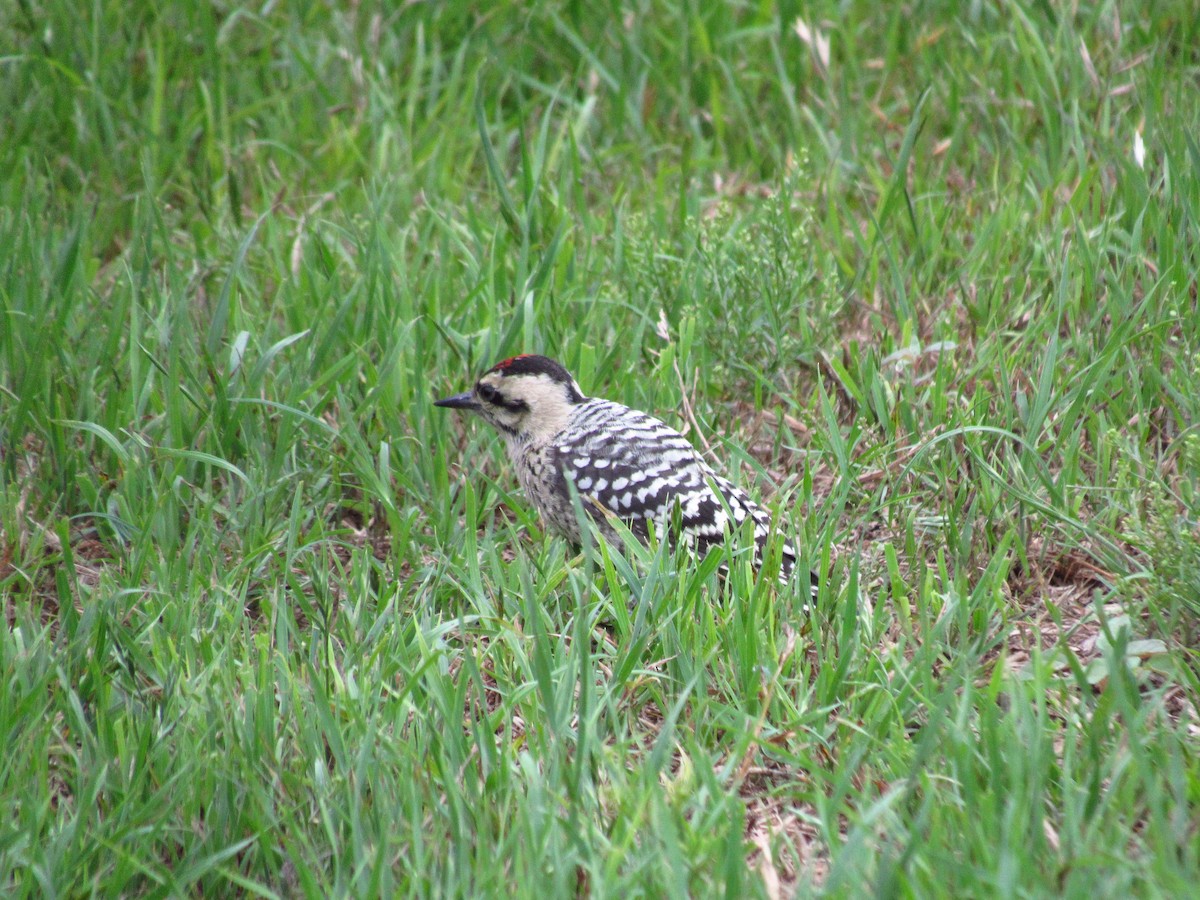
left=435, top=354, right=818, bottom=597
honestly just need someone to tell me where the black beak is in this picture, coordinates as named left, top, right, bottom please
left=434, top=391, right=479, bottom=411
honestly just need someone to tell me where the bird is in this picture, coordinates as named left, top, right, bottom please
left=434, top=354, right=818, bottom=597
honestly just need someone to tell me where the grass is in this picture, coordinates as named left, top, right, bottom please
left=2, top=0, right=1198, bottom=895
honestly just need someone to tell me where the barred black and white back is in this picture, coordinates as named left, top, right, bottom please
left=435, top=354, right=818, bottom=597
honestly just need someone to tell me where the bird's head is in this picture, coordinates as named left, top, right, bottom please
left=434, top=354, right=586, bottom=441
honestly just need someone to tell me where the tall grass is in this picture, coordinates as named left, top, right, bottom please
left=2, top=0, right=1198, bottom=895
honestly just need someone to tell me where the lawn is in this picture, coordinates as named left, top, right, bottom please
left=2, top=0, right=1198, bottom=896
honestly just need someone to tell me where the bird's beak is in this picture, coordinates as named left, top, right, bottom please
left=433, top=391, right=479, bottom=411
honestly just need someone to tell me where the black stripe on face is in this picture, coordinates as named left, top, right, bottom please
left=476, top=381, right=529, bottom=413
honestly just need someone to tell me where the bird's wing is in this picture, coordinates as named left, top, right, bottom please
left=555, top=401, right=807, bottom=590
left=554, top=405, right=760, bottom=553
left=551, top=405, right=698, bottom=536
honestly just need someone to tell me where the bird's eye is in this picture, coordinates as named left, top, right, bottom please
left=477, top=383, right=501, bottom=404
